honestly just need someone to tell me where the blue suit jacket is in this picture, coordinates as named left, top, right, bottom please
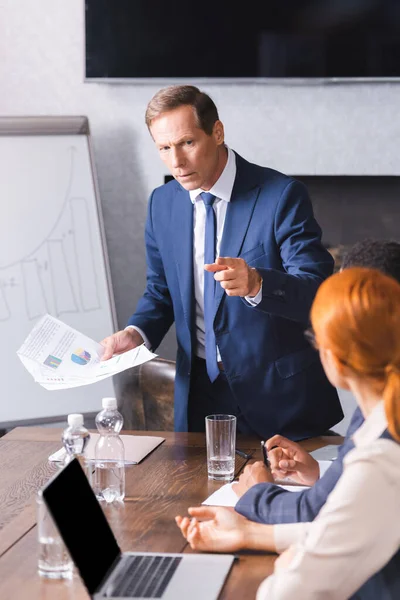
left=235, top=407, right=364, bottom=524
left=128, top=152, right=343, bottom=437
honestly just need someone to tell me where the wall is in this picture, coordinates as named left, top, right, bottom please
left=2, top=0, right=399, bottom=431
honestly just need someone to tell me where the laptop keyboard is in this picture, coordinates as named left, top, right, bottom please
left=105, top=555, right=182, bottom=598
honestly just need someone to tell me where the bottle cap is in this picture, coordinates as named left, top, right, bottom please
left=67, top=413, right=84, bottom=427
left=102, top=397, right=117, bottom=410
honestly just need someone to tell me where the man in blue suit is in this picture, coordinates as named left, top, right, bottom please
left=101, top=84, right=343, bottom=438
left=233, top=239, right=400, bottom=523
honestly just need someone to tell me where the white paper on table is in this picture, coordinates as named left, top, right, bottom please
left=202, top=459, right=333, bottom=507
left=277, top=483, right=311, bottom=491
left=310, top=445, right=339, bottom=461
left=48, top=433, right=165, bottom=465
left=17, top=314, right=157, bottom=390
left=318, top=460, right=333, bottom=478
left=203, top=483, right=239, bottom=507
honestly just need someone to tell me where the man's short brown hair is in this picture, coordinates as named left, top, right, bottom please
left=145, top=85, right=219, bottom=135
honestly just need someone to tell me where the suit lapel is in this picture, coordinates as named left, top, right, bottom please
left=172, top=186, right=194, bottom=333
left=215, top=168, right=260, bottom=316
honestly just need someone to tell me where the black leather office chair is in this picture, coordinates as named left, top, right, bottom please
left=118, top=358, right=175, bottom=431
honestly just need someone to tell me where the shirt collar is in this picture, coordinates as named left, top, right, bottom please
left=352, top=401, right=388, bottom=448
left=189, top=146, right=236, bottom=204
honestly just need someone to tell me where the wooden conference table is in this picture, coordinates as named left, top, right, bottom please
left=0, top=427, right=343, bottom=600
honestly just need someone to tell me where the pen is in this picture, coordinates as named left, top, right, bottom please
left=261, top=440, right=271, bottom=469
left=235, top=449, right=253, bottom=460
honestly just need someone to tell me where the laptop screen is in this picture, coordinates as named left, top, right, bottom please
left=42, top=458, right=121, bottom=595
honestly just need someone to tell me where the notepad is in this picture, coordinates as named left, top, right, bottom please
left=202, top=460, right=333, bottom=507
left=202, top=481, right=311, bottom=507
left=48, top=433, right=165, bottom=465
left=310, top=444, right=339, bottom=461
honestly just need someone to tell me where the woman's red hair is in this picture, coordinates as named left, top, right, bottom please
left=311, top=267, right=400, bottom=441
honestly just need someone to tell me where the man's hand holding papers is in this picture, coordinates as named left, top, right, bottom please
left=17, top=314, right=157, bottom=390
left=100, top=327, right=144, bottom=360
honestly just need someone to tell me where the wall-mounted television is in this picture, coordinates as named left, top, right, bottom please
left=85, top=0, right=400, bottom=82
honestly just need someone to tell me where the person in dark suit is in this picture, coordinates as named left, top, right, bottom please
left=231, top=239, right=400, bottom=524
left=101, top=84, right=342, bottom=439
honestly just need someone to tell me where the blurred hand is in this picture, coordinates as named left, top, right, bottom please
left=100, top=328, right=143, bottom=361
left=204, top=257, right=262, bottom=298
left=266, top=435, right=320, bottom=486
left=232, top=461, right=274, bottom=498
left=175, top=506, right=248, bottom=553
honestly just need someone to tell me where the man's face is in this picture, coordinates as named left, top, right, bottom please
left=149, top=104, right=226, bottom=191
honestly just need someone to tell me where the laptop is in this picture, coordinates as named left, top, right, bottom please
left=42, top=458, right=235, bottom=599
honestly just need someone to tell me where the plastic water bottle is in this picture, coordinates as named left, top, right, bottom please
left=61, top=413, right=91, bottom=476
left=93, top=398, right=125, bottom=503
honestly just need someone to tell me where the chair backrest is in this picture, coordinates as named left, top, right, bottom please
left=119, top=357, right=175, bottom=431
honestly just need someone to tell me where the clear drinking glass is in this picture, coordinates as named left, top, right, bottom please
left=36, top=491, right=73, bottom=579
left=205, top=414, right=237, bottom=481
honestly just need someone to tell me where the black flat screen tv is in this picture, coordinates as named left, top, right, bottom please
left=85, top=0, right=400, bottom=81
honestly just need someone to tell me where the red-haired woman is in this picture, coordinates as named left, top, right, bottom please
left=176, top=267, right=400, bottom=599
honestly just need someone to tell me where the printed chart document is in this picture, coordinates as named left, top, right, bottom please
left=49, top=433, right=165, bottom=465
left=17, top=314, right=157, bottom=390
left=202, top=461, right=332, bottom=507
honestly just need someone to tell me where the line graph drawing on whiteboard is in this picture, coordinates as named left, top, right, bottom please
left=0, top=118, right=116, bottom=426
left=1, top=145, right=102, bottom=321
left=0, top=281, right=11, bottom=321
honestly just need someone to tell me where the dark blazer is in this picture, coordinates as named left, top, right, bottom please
left=235, top=407, right=364, bottom=524
left=128, top=152, right=343, bottom=438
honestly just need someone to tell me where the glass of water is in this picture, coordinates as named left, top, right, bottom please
left=36, top=490, right=73, bottom=579
left=205, top=414, right=237, bottom=481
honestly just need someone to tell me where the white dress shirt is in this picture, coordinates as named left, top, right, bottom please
left=129, top=146, right=262, bottom=356
left=189, top=145, right=235, bottom=360
left=257, top=401, right=400, bottom=600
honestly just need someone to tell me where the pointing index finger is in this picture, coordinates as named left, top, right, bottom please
left=204, top=263, right=229, bottom=272
left=216, top=256, right=238, bottom=268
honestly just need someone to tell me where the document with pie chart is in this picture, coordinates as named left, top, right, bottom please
left=16, top=314, right=157, bottom=390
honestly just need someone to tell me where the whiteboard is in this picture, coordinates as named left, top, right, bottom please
left=0, top=117, right=117, bottom=426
